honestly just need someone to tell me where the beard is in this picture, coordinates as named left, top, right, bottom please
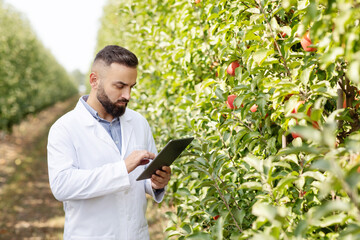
left=97, top=85, right=128, bottom=118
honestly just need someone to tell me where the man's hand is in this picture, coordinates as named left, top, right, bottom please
left=151, top=166, right=171, bottom=190
left=125, top=150, right=155, bottom=173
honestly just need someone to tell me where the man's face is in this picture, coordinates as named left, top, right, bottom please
left=96, top=63, right=137, bottom=118
left=97, top=82, right=127, bottom=118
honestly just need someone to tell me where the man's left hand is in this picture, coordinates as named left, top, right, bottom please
left=151, top=166, right=171, bottom=190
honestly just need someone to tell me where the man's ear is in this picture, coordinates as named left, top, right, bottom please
left=89, top=72, right=98, bottom=89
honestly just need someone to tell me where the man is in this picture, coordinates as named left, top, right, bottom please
left=47, top=45, right=171, bottom=239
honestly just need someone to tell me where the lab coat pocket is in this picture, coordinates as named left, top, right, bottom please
left=71, top=235, right=115, bottom=240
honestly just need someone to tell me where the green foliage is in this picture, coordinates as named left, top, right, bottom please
left=0, top=2, right=78, bottom=131
left=96, top=0, right=360, bottom=239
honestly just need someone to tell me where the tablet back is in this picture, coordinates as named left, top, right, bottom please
left=136, top=137, right=194, bottom=181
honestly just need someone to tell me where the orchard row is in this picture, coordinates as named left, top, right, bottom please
left=0, top=3, right=77, bottom=132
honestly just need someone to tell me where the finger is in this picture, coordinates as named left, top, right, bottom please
left=151, top=181, right=163, bottom=190
left=155, top=169, right=167, bottom=178
left=147, top=152, right=156, bottom=159
left=139, top=159, right=150, bottom=165
left=151, top=179, right=163, bottom=189
left=151, top=173, right=164, bottom=183
left=151, top=176, right=161, bottom=184
left=152, top=176, right=167, bottom=187
left=162, top=166, right=171, bottom=174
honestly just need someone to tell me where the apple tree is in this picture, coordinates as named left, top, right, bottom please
left=96, top=0, right=360, bottom=239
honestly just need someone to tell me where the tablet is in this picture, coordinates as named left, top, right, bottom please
left=136, top=137, right=194, bottom=181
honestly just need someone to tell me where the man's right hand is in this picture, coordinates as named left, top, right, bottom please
left=124, top=150, right=155, bottom=173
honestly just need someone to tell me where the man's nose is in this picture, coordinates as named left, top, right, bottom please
left=122, top=88, right=131, bottom=100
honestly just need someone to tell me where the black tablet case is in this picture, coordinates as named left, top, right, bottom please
left=136, top=137, right=194, bottom=181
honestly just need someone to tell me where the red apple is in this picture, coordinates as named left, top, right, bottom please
left=250, top=104, right=258, bottom=112
left=226, top=95, right=237, bottom=109
left=292, top=132, right=301, bottom=139
left=194, top=0, right=201, bottom=3
left=213, top=215, right=220, bottom=220
left=226, top=61, right=240, bottom=76
left=300, top=32, right=317, bottom=52
left=280, top=32, right=287, bottom=38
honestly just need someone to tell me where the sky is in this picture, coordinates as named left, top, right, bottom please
left=3, top=0, right=108, bottom=73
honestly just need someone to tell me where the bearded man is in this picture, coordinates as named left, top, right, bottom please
left=47, top=45, right=171, bottom=240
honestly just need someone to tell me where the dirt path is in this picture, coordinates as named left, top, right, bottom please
left=0, top=96, right=169, bottom=239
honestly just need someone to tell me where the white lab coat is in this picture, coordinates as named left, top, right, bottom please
left=47, top=99, right=164, bottom=240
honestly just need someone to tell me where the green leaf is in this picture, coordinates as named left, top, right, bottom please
left=294, top=220, right=308, bottom=237
left=302, top=171, right=325, bottom=181
left=311, top=200, right=351, bottom=221
left=215, top=87, right=225, bottom=101
left=290, top=125, right=321, bottom=143
left=181, top=223, right=192, bottom=234
left=300, top=67, right=313, bottom=85
left=252, top=202, right=277, bottom=222
left=243, top=154, right=263, bottom=173
left=347, top=60, right=360, bottom=84
left=311, top=159, right=332, bottom=172
left=273, top=175, right=298, bottom=194
left=312, top=212, right=348, bottom=227
left=253, top=49, right=274, bottom=66
left=233, top=208, right=246, bottom=225
left=320, top=47, right=344, bottom=69
left=244, top=31, right=261, bottom=41
left=186, top=232, right=211, bottom=240
left=207, top=13, right=219, bottom=21
left=277, top=146, right=320, bottom=156
left=240, top=181, right=263, bottom=190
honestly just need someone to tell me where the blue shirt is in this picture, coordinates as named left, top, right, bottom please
left=80, top=95, right=122, bottom=154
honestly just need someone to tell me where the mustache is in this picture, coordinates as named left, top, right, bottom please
left=116, top=99, right=129, bottom=104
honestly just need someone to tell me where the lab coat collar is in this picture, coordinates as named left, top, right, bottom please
left=74, top=98, right=133, bottom=155
left=75, top=98, right=133, bottom=126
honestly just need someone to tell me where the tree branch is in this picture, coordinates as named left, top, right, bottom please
left=211, top=175, right=243, bottom=232
left=231, top=112, right=253, bottom=132
left=255, top=0, right=291, bottom=78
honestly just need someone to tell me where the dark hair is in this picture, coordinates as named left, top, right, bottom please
left=93, top=45, right=138, bottom=68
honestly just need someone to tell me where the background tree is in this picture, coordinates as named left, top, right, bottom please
left=0, top=2, right=77, bottom=132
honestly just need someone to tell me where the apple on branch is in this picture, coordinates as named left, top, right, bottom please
left=226, top=94, right=243, bottom=110
left=226, top=61, right=240, bottom=76
left=250, top=104, right=258, bottom=112
left=300, top=31, right=317, bottom=52
left=213, top=215, right=220, bottom=220
left=226, top=94, right=237, bottom=109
